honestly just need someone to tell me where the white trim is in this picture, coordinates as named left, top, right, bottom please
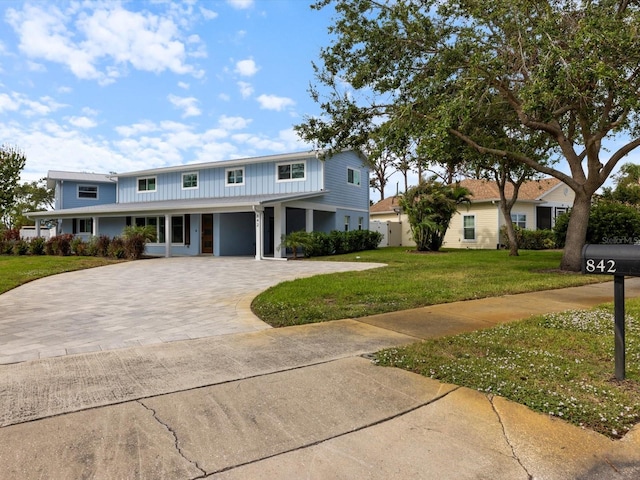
left=225, top=167, right=245, bottom=186
left=77, top=184, right=99, bottom=200
left=181, top=172, right=199, bottom=190
left=137, top=176, right=157, bottom=193
left=462, top=214, right=476, bottom=241
left=276, top=160, right=306, bottom=182
left=347, top=167, right=361, bottom=186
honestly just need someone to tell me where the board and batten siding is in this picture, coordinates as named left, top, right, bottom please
left=316, top=150, right=370, bottom=211
left=59, top=181, right=117, bottom=209
left=443, top=203, right=500, bottom=249
left=116, top=154, right=324, bottom=204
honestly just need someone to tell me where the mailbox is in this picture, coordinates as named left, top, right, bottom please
left=581, top=244, right=640, bottom=276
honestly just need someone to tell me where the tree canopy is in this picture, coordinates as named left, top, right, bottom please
left=297, top=0, right=640, bottom=270
left=0, top=145, right=27, bottom=230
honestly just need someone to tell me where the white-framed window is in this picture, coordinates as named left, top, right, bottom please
left=78, top=218, right=93, bottom=234
left=463, top=215, right=475, bottom=240
left=276, top=161, right=306, bottom=181
left=77, top=185, right=98, bottom=199
left=137, top=176, right=157, bottom=193
left=511, top=213, right=527, bottom=228
left=182, top=172, right=198, bottom=190
left=344, top=215, right=351, bottom=232
left=226, top=168, right=245, bottom=186
left=347, top=167, right=361, bottom=186
left=134, top=215, right=184, bottom=244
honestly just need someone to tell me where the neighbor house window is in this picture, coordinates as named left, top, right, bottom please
left=77, top=185, right=98, bottom=199
left=182, top=172, right=198, bottom=189
left=277, top=161, right=305, bottom=181
left=137, top=176, right=157, bottom=192
left=78, top=218, right=93, bottom=234
left=226, top=168, right=244, bottom=185
left=463, top=215, right=475, bottom=240
left=347, top=167, right=361, bottom=186
left=511, top=213, right=526, bottom=228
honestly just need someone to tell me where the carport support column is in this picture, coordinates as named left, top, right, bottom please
left=164, top=214, right=171, bottom=258
left=254, top=206, right=264, bottom=260
left=274, top=203, right=286, bottom=258
left=35, top=219, right=41, bottom=238
left=306, top=209, right=313, bottom=232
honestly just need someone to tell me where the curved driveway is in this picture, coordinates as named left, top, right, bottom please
left=0, top=257, right=383, bottom=365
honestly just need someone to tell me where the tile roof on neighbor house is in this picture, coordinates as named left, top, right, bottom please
left=370, top=178, right=563, bottom=211
left=370, top=195, right=404, bottom=214
left=458, top=177, right=562, bottom=202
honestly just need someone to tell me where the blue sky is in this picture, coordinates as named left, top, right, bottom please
left=0, top=0, right=339, bottom=184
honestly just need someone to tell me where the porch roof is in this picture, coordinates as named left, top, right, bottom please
left=27, top=191, right=327, bottom=219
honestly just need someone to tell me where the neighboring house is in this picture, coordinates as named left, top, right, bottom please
left=369, top=196, right=415, bottom=247
left=28, top=150, right=370, bottom=259
left=443, top=178, right=574, bottom=249
left=370, top=177, right=574, bottom=250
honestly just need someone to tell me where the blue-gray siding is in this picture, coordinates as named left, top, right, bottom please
left=59, top=181, right=117, bottom=209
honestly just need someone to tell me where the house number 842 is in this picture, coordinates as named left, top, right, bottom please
left=585, top=259, right=617, bottom=273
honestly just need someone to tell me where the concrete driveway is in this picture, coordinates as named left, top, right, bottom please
left=0, top=257, right=383, bottom=365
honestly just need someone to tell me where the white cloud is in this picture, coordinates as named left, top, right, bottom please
left=235, top=58, right=259, bottom=77
left=68, top=116, right=97, bottom=129
left=168, top=94, right=202, bottom=118
left=237, top=81, right=254, bottom=99
left=115, top=121, right=160, bottom=138
left=178, top=81, right=190, bottom=90
left=0, top=91, right=66, bottom=116
left=5, top=3, right=206, bottom=84
left=256, top=94, right=295, bottom=111
left=218, top=93, right=231, bottom=102
left=0, top=92, right=20, bottom=113
left=200, top=6, right=219, bottom=20
left=227, top=0, right=255, bottom=9
left=218, top=115, right=251, bottom=130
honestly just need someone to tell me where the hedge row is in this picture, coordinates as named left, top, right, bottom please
left=284, top=229, right=383, bottom=258
left=500, top=225, right=556, bottom=250
left=0, top=230, right=149, bottom=260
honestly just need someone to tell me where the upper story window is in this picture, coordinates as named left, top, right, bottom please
left=182, top=172, right=198, bottom=190
left=511, top=213, right=527, bottom=229
left=77, top=185, right=98, bottom=199
left=226, top=168, right=244, bottom=186
left=277, top=161, right=305, bottom=181
left=347, top=167, right=361, bottom=186
left=137, top=176, right=157, bottom=193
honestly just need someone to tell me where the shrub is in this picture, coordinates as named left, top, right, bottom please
left=95, top=235, right=111, bottom=257
left=70, top=236, right=87, bottom=256
left=85, top=236, right=99, bottom=256
left=501, top=225, right=556, bottom=250
left=12, top=239, right=29, bottom=255
left=29, top=236, right=46, bottom=255
left=122, top=225, right=155, bottom=259
left=107, top=237, right=126, bottom=258
left=301, top=230, right=382, bottom=258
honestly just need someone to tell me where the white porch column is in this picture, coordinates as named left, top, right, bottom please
left=254, top=206, right=263, bottom=260
left=92, top=216, right=98, bottom=236
left=274, top=203, right=286, bottom=258
left=164, top=214, right=171, bottom=258
left=305, top=209, right=314, bottom=233
left=35, top=220, right=41, bottom=238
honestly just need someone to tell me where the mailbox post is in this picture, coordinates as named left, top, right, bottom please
left=581, top=244, right=640, bottom=380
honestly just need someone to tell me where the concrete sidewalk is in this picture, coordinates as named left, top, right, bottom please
left=1, top=278, right=640, bottom=478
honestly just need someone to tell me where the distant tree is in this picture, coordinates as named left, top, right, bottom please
left=10, top=178, right=55, bottom=229
left=298, top=0, right=640, bottom=271
left=0, top=145, right=27, bottom=229
left=601, top=163, right=640, bottom=206
left=399, top=180, right=471, bottom=251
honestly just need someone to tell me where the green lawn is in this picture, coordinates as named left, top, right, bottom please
left=0, top=255, right=123, bottom=294
left=252, top=248, right=603, bottom=327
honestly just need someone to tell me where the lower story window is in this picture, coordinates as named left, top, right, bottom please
left=463, top=215, right=475, bottom=240
left=134, top=215, right=184, bottom=244
left=344, top=215, right=350, bottom=232
left=511, top=213, right=526, bottom=229
left=78, top=218, right=93, bottom=234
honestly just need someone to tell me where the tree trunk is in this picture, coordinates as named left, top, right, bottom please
left=560, top=192, right=591, bottom=271
left=499, top=204, right=519, bottom=256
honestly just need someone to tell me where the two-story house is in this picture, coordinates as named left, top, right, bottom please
left=28, top=150, right=370, bottom=259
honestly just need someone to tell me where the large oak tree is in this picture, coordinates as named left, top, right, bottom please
left=297, top=0, right=640, bottom=271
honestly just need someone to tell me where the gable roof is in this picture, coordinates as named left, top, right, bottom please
left=47, top=170, right=115, bottom=188
left=457, top=177, right=562, bottom=202
left=370, top=195, right=403, bottom=214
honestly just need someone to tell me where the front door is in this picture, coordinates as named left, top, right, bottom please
left=202, top=214, right=213, bottom=254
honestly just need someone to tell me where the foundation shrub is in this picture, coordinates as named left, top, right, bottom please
left=95, top=235, right=111, bottom=257
left=45, top=234, right=74, bottom=256
left=12, top=239, right=29, bottom=255
left=28, top=236, right=46, bottom=255
left=70, top=236, right=88, bottom=256
left=107, top=236, right=126, bottom=259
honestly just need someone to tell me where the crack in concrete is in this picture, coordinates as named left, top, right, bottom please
left=136, top=399, right=207, bottom=479
left=211, top=385, right=462, bottom=475
left=488, top=395, right=533, bottom=480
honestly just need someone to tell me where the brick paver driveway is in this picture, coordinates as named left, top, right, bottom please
left=0, top=257, right=382, bottom=365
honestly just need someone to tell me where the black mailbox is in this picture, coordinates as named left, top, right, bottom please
left=581, top=244, right=640, bottom=276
